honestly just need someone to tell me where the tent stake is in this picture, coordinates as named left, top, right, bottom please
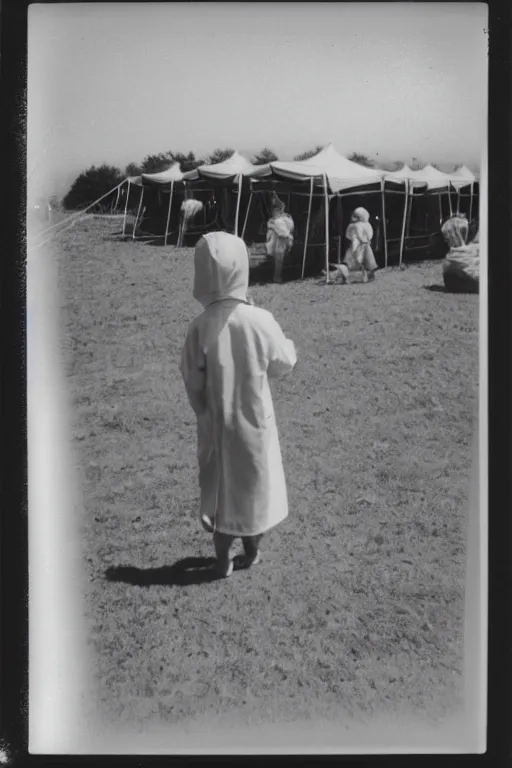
left=324, top=173, right=330, bottom=283
left=301, top=177, right=314, bottom=280
left=381, top=178, right=388, bottom=268
left=132, top=187, right=145, bottom=241
left=122, top=179, right=131, bottom=237
left=164, top=181, right=174, bottom=246
left=399, top=181, right=409, bottom=268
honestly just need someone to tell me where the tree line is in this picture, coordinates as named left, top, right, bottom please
left=61, top=147, right=405, bottom=211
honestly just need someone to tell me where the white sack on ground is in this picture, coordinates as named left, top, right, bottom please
left=443, top=241, right=480, bottom=293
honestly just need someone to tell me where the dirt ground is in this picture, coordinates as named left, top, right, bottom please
left=54, top=217, right=478, bottom=731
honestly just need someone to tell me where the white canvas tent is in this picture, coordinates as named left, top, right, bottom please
left=141, top=162, right=184, bottom=186
left=120, top=164, right=182, bottom=243
left=246, top=144, right=385, bottom=279
left=378, top=166, right=417, bottom=267
left=411, top=165, right=454, bottom=219
left=120, top=150, right=478, bottom=273
left=448, top=164, right=476, bottom=189
left=408, top=164, right=452, bottom=191
left=268, top=144, right=382, bottom=192
left=184, top=151, right=270, bottom=182
left=382, top=164, right=413, bottom=182
left=447, top=165, right=477, bottom=220
left=120, top=175, right=143, bottom=237
left=183, top=152, right=270, bottom=236
left=380, top=164, right=456, bottom=264
left=138, top=163, right=185, bottom=244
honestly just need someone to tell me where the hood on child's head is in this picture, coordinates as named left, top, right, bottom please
left=193, top=231, right=250, bottom=308
left=351, top=207, right=371, bottom=223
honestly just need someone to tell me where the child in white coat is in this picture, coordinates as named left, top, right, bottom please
left=343, top=207, right=378, bottom=282
left=180, top=232, right=297, bottom=577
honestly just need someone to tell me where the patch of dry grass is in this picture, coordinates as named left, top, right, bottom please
left=57, top=218, right=478, bottom=730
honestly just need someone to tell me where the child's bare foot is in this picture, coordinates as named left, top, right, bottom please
left=244, top=550, right=261, bottom=567
left=215, top=558, right=234, bottom=578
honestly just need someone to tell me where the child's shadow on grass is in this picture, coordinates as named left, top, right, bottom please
left=105, top=556, right=249, bottom=587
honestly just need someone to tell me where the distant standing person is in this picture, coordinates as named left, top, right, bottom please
left=266, top=196, right=295, bottom=283
left=180, top=231, right=297, bottom=578
left=344, top=207, right=378, bottom=282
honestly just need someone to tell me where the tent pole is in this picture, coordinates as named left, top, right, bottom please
left=164, top=181, right=174, bottom=247
left=132, top=186, right=144, bottom=241
left=336, top=194, right=342, bottom=264
left=122, top=179, right=131, bottom=237
left=178, top=215, right=183, bottom=248
left=405, top=184, right=413, bottom=240
left=241, top=181, right=253, bottom=240
left=324, top=173, right=330, bottom=284
left=381, top=178, right=388, bottom=268
left=469, top=181, right=474, bottom=223
left=438, top=193, right=443, bottom=227
left=399, top=180, right=409, bottom=268
left=114, top=184, right=120, bottom=213
left=234, top=174, right=242, bottom=236
left=301, top=177, right=314, bottom=280
left=447, top=185, right=453, bottom=217
left=178, top=181, right=187, bottom=247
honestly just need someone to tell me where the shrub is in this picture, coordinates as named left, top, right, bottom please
left=347, top=152, right=375, bottom=168
left=207, top=148, right=235, bottom=164
left=62, top=164, right=124, bottom=211
left=252, top=148, right=278, bottom=165
left=140, top=153, right=173, bottom=174
left=125, top=162, right=142, bottom=177
left=293, top=145, right=324, bottom=161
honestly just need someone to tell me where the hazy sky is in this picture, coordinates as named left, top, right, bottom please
left=27, top=2, right=487, bottom=202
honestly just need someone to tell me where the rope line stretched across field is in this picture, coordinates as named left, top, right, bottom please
left=29, top=182, right=125, bottom=250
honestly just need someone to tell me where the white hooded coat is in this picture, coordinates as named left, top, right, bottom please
left=180, top=232, right=297, bottom=537
left=344, top=207, right=378, bottom=272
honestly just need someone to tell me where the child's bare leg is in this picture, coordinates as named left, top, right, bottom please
left=273, top=254, right=284, bottom=283
left=362, top=267, right=368, bottom=283
left=242, top=534, right=263, bottom=565
left=213, top=532, right=235, bottom=577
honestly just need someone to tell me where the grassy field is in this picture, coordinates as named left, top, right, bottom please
left=56, top=217, right=478, bottom=733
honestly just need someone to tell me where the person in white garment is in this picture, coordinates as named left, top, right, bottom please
left=441, top=212, right=469, bottom=249
left=266, top=196, right=295, bottom=283
left=343, top=207, right=378, bottom=282
left=180, top=231, right=297, bottom=578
